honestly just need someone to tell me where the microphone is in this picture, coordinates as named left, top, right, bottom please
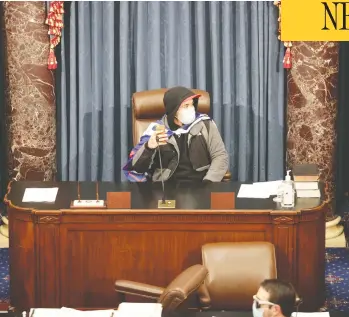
left=155, top=125, right=175, bottom=209
left=155, top=125, right=166, bottom=203
left=156, top=138, right=166, bottom=204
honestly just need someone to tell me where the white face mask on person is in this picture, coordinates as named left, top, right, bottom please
left=252, top=301, right=265, bottom=317
left=177, top=105, right=196, bottom=125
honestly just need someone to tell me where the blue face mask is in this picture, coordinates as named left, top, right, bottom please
left=252, top=301, right=264, bottom=317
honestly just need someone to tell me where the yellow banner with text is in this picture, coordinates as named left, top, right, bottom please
left=281, top=0, right=349, bottom=41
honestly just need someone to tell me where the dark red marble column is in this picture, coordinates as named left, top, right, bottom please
left=287, top=42, right=339, bottom=218
left=3, top=1, right=56, bottom=181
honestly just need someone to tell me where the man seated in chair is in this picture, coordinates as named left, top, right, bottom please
left=123, top=86, right=228, bottom=183
left=253, top=279, right=299, bottom=317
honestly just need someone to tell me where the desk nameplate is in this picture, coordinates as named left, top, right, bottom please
left=106, top=192, right=131, bottom=209
left=211, top=192, right=235, bottom=209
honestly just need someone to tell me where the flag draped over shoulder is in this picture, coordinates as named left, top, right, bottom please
left=123, top=114, right=210, bottom=182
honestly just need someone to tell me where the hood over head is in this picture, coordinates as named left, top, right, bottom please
left=163, top=86, right=201, bottom=130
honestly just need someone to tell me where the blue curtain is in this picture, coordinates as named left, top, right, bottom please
left=57, top=1, right=285, bottom=182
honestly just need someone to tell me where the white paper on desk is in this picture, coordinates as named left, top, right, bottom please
left=253, top=180, right=283, bottom=196
left=291, top=313, right=330, bottom=317
left=237, top=184, right=270, bottom=199
left=61, top=307, right=115, bottom=316
left=117, top=303, right=162, bottom=317
left=22, top=187, right=59, bottom=203
left=29, top=308, right=62, bottom=317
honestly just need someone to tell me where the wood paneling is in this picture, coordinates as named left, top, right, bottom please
left=6, top=183, right=326, bottom=313
left=8, top=210, right=36, bottom=311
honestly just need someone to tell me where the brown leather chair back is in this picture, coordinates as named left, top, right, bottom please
left=158, top=264, right=209, bottom=313
left=132, top=88, right=210, bottom=146
left=201, top=242, right=277, bottom=311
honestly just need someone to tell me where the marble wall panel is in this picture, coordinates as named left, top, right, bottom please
left=287, top=42, right=339, bottom=218
left=3, top=1, right=56, bottom=181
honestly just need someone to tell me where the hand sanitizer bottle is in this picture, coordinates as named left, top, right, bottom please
left=281, top=170, right=295, bottom=208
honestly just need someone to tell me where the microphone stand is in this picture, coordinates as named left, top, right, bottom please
left=156, top=136, right=176, bottom=209
left=157, top=141, right=166, bottom=204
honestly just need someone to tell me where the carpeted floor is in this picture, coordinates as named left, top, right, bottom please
left=0, top=248, right=348, bottom=312
left=0, top=249, right=9, bottom=306
left=322, top=248, right=349, bottom=311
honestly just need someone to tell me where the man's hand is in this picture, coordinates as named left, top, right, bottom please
left=147, top=125, right=168, bottom=149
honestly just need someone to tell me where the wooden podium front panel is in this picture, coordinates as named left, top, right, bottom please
left=59, top=218, right=270, bottom=308
left=5, top=180, right=326, bottom=313
left=8, top=210, right=36, bottom=311
left=7, top=208, right=326, bottom=312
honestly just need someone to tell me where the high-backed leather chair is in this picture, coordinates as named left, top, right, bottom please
left=132, top=88, right=231, bottom=180
left=132, top=88, right=210, bottom=147
left=115, top=264, right=208, bottom=313
left=199, top=242, right=277, bottom=311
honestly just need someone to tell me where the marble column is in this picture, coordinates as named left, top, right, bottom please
left=3, top=1, right=56, bottom=182
left=286, top=42, right=344, bottom=246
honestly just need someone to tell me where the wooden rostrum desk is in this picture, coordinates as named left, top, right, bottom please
left=5, top=181, right=326, bottom=312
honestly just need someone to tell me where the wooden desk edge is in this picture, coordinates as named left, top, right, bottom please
left=4, top=180, right=327, bottom=215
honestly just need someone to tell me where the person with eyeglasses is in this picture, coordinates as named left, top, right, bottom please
left=253, top=279, right=301, bottom=317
